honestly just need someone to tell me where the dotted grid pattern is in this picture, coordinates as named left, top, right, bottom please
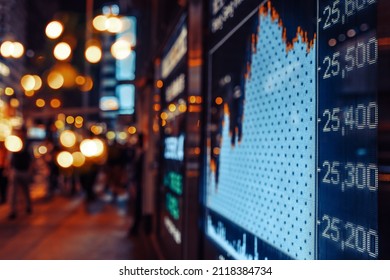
left=207, top=13, right=316, bottom=259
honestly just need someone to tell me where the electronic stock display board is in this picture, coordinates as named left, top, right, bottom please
left=158, top=14, right=188, bottom=259
left=205, top=0, right=382, bottom=259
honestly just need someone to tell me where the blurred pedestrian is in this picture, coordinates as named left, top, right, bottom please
left=8, top=128, right=33, bottom=220
left=105, top=139, right=127, bottom=200
left=0, top=142, right=9, bottom=204
left=128, top=134, right=144, bottom=236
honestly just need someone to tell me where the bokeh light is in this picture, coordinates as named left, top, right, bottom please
left=33, top=75, right=42, bottom=90
left=57, top=151, right=73, bottom=168
left=93, top=15, right=108, bottom=31
left=47, top=71, right=64, bottom=89
left=0, top=41, right=14, bottom=57
left=38, top=145, right=48, bottom=155
left=5, top=87, right=14, bottom=96
left=54, top=42, right=71, bottom=61
left=5, top=135, right=23, bottom=152
left=59, top=130, right=77, bottom=148
left=93, top=138, right=105, bottom=157
left=36, top=98, right=45, bottom=108
left=12, top=42, right=24, bottom=58
left=128, top=126, right=137, bottom=134
left=111, top=39, right=132, bottom=60
left=0, top=120, right=12, bottom=141
left=10, top=98, right=20, bottom=108
left=50, top=98, right=61, bottom=108
left=80, top=139, right=98, bottom=157
left=85, top=45, right=102, bottom=63
left=21, top=75, right=35, bottom=91
left=45, top=21, right=64, bottom=39
left=107, top=17, right=122, bottom=33
left=66, top=116, right=75, bottom=124
left=72, top=152, right=85, bottom=167
left=106, top=131, right=116, bottom=140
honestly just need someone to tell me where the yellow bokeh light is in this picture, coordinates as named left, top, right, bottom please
left=10, top=98, right=20, bottom=108
left=107, top=17, right=122, bottom=33
left=38, top=145, right=48, bottom=155
left=5, top=87, right=14, bottom=96
left=93, top=139, right=105, bottom=157
left=5, top=135, right=23, bottom=152
left=54, top=42, right=71, bottom=61
left=66, top=116, right=75, bottom=124
left=75, top=116, right=83, bottom=124
left=128, top=126, right=136, bottom=134
left=45, top=21, right=64, bottom=39
left=72, top=152, right=85, bottom=167
left=25, top=90, right=35, bottom=97
left=0, top=41, right=14, bottom=57
left=57, top=113, right=65, bottom=121
left=57, top=151, right=73, bottom=168
left=75, top=122, right=83, bottom=129
left=12, top=42, right=24, bottom=58
left=111, top=39, right=132, bottom=60
left=50, top=98, right=61, bottom=108
left=33, top=75, right=42, bottom=90
left=118, top=132, right=127, bottom=140
left=85, top=45, right=102, bottom=64
left=178, top=104, right=187, bottom=112
left=47, top=71, right=64, bottom=89
left=168, top=104, right=176, bottom=112
left=91, top=125, right=103, bottom=135
left=106, top=131, right=116, bottom=140
left=21, top=75, right=35, bottom=91
left=93, top=15, right=108, bottom=31
left=75, top=75, right=86, bottom=85
left=160, top=112, right=168, bottom=120
left=0, top=120, right=12, bottom=141
left=80, top=139, right=98, bottom=157
left=36, top=99, right=45, bottom=108
left=55, top=120, right=64, bottom=129
left=60, top=130, right=77, bottom=148
left=80, top=76, right=93, bottom=92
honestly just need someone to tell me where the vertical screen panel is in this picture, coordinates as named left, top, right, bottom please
left=317, top=0, right=378, bottom=259
left=205, top=0, right=317, bottom=260
left=158, top=15, right=188, bottom=259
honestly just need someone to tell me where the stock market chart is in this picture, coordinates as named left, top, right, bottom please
left=205, top=0, right=380, bottom=259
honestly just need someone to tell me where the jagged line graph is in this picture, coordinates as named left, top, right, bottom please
left=206, top=0, right=316, bottom=259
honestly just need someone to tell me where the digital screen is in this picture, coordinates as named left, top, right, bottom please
left=158, top=14, right=188, bottom=259
left=116, top=84, right=135, bottom=115
left=27, top=127, right=46, bottom=140
left=205, top=0, right=380, bottom=260
left=317, top=0, right=378, bottom=260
